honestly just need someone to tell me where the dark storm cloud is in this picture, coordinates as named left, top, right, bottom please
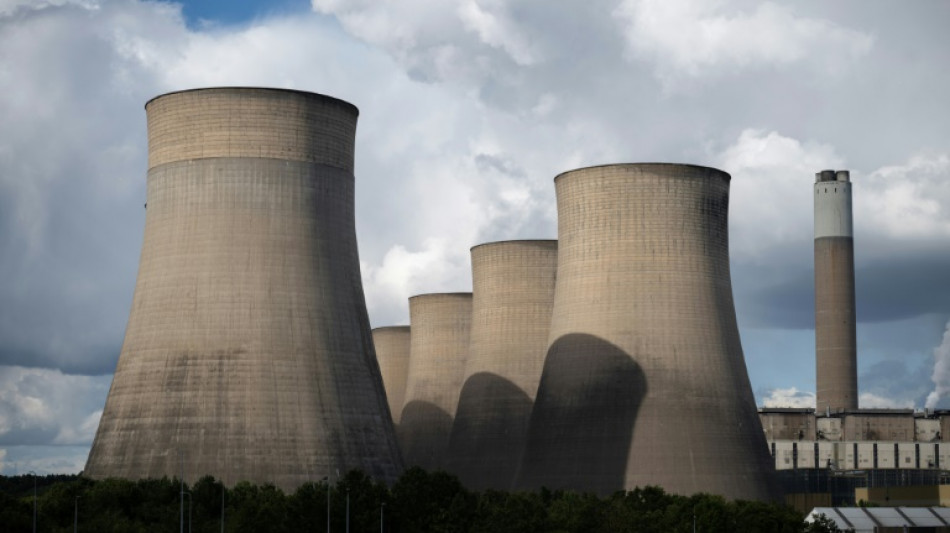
left=733, top=242, right=950, bottom=331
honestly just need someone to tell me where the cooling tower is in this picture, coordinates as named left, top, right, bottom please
left=815, top=169, right=857, bottom=413
left=446, top=240, right=557, bottom=490
left=373, top=326, right=411, bottom=425
left=399, top=293, right=472, bottom=470
left=85, top=88, right=403, bottom=490
left=516, top=163, right=778, bottom=500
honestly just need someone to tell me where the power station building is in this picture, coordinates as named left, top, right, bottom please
left=85, top=88, right=403, bottom=490
left=88, top=86, right=897, bottom=504
left=446, top=240, right=557, bottom=490
left=515, top=164, right=779, bottom=500
left=399, top=292, right=473, bottom=470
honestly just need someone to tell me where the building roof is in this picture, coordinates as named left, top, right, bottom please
left=807, top=507, right=950, bottom=532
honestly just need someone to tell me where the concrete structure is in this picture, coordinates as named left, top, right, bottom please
left=446, top=240, right=557, bottom=490
left=815, top=169, right=858, bottom=413
left=399, top=293, right=472, bottom=470
left=373, top=326, right=412, bottom=425
left=516, top=163, right=778, bottom=500
left=85, top=88, right=403, bottom=490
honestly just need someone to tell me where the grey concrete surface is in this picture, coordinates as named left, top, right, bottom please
left=84, top=88, right=403, bottom=491
left=399, top=293, right=472, bottom=471
left=446, top=240, right=557, bottom=490
left=373, top=326, right=412, bottom=425
left=516, top=163, right=779, bottom=501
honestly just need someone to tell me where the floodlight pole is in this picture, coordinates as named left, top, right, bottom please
left=29, top=471, right=37, bottom=533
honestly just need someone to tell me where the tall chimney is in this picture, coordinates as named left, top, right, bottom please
left=814, top=169, right=858, bottom=412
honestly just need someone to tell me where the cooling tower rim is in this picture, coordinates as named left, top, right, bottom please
left=145, top=87, right=359, bottom=116
left=408, top=292, right=473, bottom=301
left=372, top=325, right=410, bottom=332
left=554, top=162, right=730, bottom=183
left=470, top=239, right=557, bottom=252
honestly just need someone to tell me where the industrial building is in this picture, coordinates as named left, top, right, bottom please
left=515, top=163, right=779, bottom=500
left=760, top=170, right=950, bottom=508
left=87, top=84, right=935, bottom=506
left=85, top=88, right=403, bottom=490
left=373, top=326, right=411, bottom=425
left=399, top=293, right=473, bottom=470
left=446, top=240, right=557, bottom=490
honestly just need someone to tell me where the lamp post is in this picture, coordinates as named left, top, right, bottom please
left=346, top=488, right=350, bottom=533
left=323, top=476, right=331, bottom=533
left=74, top=496, right=80, bottom=533
left=380, top=502, right=385, bottom=533
left=182, top=491, right=192, bottom=533
left=28, top=470, right=36, bottom=533
left=179, top=451, right=185, bottom=533
left=221, top=484, right=225, bottom=533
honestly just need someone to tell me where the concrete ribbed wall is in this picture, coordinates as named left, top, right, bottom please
left=399, top=293, right=472, bottom=470
left=814, top=170, right=857, bottom=413
left=446, top=240, right=557, bottom=490
left=516, top=163, right=778, bottom=501
left=373, top=326, right=411, bottom=425
left=85, top=88, right=402, bottom=490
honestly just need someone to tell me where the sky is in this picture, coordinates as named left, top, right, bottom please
left=0, top=0, right=948, bottom=475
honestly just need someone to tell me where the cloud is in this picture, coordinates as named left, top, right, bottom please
left=719, top=129, right=845, bottom=263
left=858, top=154, right=950, bottom=242
left=926, top=320, right=950, bottom=409
left=0, top=445, right=90, bottom=475
left=613, top=0, right=873, bottom=88
left=0, top=366, right=110, bottom=446
left=859, top=393, right=915, bottom=410
left=761, top=387, right=815, bottom=408
left=362, top=239, right=473, bottom=327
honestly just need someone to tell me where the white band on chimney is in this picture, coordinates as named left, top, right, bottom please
left=814, top=178, right=853, bottom=239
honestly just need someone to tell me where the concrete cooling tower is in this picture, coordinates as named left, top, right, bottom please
left=446, top=240, right=557, bottom=490
left=372, top=326, right=411, bottom=425
left=399, top=293, right=472, bottom=470
left=85, top=88, right=403, bottom=490
left=814, top=169, right=857, bottom=413
left=516, top=163, right=779, bottom=501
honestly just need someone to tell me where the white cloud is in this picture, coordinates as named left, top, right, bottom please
left=858, top=154, right=950, bottom=241
left=761, top=387, right=815, bottom=408
left=0, top=367, right=110, bottom=445
left=0, top=0, right=98, bottom=17
left=859, top=392, right=915, bottom=410
left=53, top=409, right=102, bottom=445
left=457, top=0, right=540, bottom=66
left=926, top=320, right=950, bottom=409
left=717, top=129, right=844, bottom=263
left=613, top=0, right=873, bottom=87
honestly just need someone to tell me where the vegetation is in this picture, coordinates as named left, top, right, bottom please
left=0, top=467, right=840, bottom=532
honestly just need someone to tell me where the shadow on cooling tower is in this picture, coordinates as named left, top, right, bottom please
left=446, top=372, right=533, bottom=490
left=516, top=334, right=646, bottom=495
left=398, top=400, right=453, bottom=471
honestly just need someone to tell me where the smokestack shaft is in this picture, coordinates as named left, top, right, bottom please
left=814, top=170, right=858, bottom=412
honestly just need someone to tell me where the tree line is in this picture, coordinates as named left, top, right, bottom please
left=0, top=467, right=844, bottom=532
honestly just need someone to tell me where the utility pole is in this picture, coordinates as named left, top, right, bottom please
left=30, top=471, right=37, bottom=533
